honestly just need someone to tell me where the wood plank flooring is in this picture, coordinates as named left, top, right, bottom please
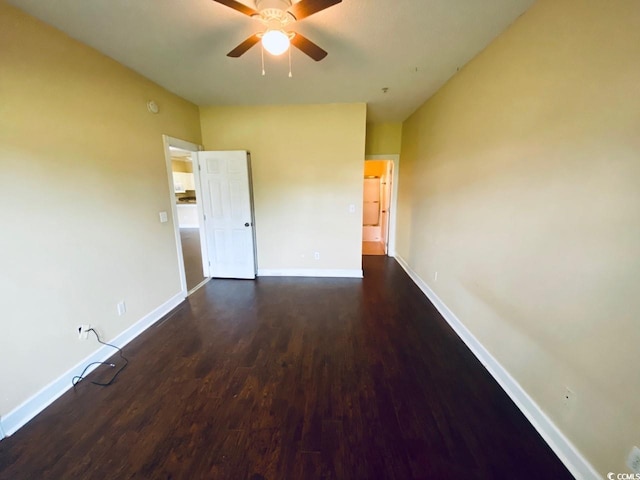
left=180, top=227, right=204, bottom=291
left=362, top=241, right=385, bottom=256
left=0, top=257, right=573, bottom=479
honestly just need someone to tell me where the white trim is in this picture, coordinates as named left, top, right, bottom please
left=187, top=277, right=210, bottom=296
left=0, top=292, right=185, bottom=439
left=162, top=135, right=206, bottom=297
left=394, top=254, right=600, bottom=480
left=0, top=421, right=5, bottom=440
left=365, top=154, right=400, bottom=257
left=258, top=268, right=363, bottom=278
left=190, top=151, right=211, bottom=278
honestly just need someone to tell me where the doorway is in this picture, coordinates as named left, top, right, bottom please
left=163, top=136, right=209, bottom=297
left=363, top=159, right=393, bottom=256
left=171, top=149, right=206, bottom=291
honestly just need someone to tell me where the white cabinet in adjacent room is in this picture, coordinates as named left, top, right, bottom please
left=176, top=204, right=199, bottom=228
left=173, top=172, right=195, bottom=193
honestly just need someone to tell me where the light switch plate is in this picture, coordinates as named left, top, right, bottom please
left=159, top=211, right=168, bottom=223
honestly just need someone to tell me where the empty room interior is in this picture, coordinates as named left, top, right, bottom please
left=0, top=0, right=638, bottom=479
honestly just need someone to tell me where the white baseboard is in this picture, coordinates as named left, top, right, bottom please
left=258, top=268, right=363, bottom=278
left=394, top=254, right=600, bottom=480
left=0, top=292, right=185, bottom=439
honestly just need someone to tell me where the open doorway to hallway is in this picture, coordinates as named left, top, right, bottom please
left=163, top=136, right=209, bottom=297
left=170, top=148, right=206, bottom=291
left=362, top=160, right=393, bottom=256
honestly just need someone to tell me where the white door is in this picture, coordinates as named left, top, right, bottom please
left=196, top=150, right=256, bottom=279
left=380, top=162, right=393, bottom=254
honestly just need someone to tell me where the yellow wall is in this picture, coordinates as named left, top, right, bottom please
left=171, top=159, right=193, bottom=173
left=0, top=3, right=201, bottom=418
left=199, top=104, right=367, bottom=272
left=397, top=0, right=640, bottom=476
left=365, top=123, right=402, bottom=155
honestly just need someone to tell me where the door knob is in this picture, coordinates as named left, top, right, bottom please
left=244, top=222, right=250, bottom=227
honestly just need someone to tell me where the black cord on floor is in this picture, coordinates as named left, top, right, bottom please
left=72, top=328, right=129, bottom=387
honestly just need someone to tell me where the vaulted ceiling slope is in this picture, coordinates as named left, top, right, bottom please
left=6, top=0, right=534, bottom=122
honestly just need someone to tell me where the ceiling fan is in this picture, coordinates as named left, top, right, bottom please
left=213, top=0, right=342, bottom=61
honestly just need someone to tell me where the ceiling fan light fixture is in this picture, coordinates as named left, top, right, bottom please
left=261, top=29, right=290, bottom=56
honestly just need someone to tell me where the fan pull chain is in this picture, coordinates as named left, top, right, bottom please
left=288, top=48, right=293, bottom=78
left=261, top=44, right=266, bottom=76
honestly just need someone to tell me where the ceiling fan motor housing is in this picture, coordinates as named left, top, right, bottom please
left=255, top=0, right=295, bottom=24
left=255, top=0, right=292, bottom=13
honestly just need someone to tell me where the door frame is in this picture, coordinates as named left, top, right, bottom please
left=162, top=135, right=206, bottom=297
left=364, top=154, right=400, bottom=257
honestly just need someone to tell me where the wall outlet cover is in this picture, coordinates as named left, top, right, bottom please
left=77, top=325, right=90, bottom=340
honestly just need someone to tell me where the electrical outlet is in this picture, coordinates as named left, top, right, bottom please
left=117, top=301, right=126, bottom=316
left=314, top=252, right=320, bottom=260
left=434, top=271, right=438, bottom=282
left=627, top=446, right=640, bottom=474
left=77, top=325, right=90, bottom=340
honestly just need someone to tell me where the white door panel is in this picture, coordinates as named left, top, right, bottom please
left=197, top=150, right=256, bottom=279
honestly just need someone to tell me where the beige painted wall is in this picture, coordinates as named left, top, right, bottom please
left=0, top=3, right=201, bottom=418
left=365, top=123, right=402, bottom=155
left=199, top=104, right=366, bottom=272
left=397, top=0, right=640, bottom=476
left=172, top=159, right=194, bottom=173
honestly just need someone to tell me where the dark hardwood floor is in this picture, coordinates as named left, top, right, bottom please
left=180, top=227, right=204, bottom=291
left=0, top=257, right=573, bottom=479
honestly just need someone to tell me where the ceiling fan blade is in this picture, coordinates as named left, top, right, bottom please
left=291, top=32, right=328, bottom=61
left=212, top=0, right=259, bottom=17
left=289, top=0, right=341, bottom=20
left=227, top=33, right=261, bottom=57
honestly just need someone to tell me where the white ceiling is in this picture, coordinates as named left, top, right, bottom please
left=7, top=0, right=534, bottom=122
